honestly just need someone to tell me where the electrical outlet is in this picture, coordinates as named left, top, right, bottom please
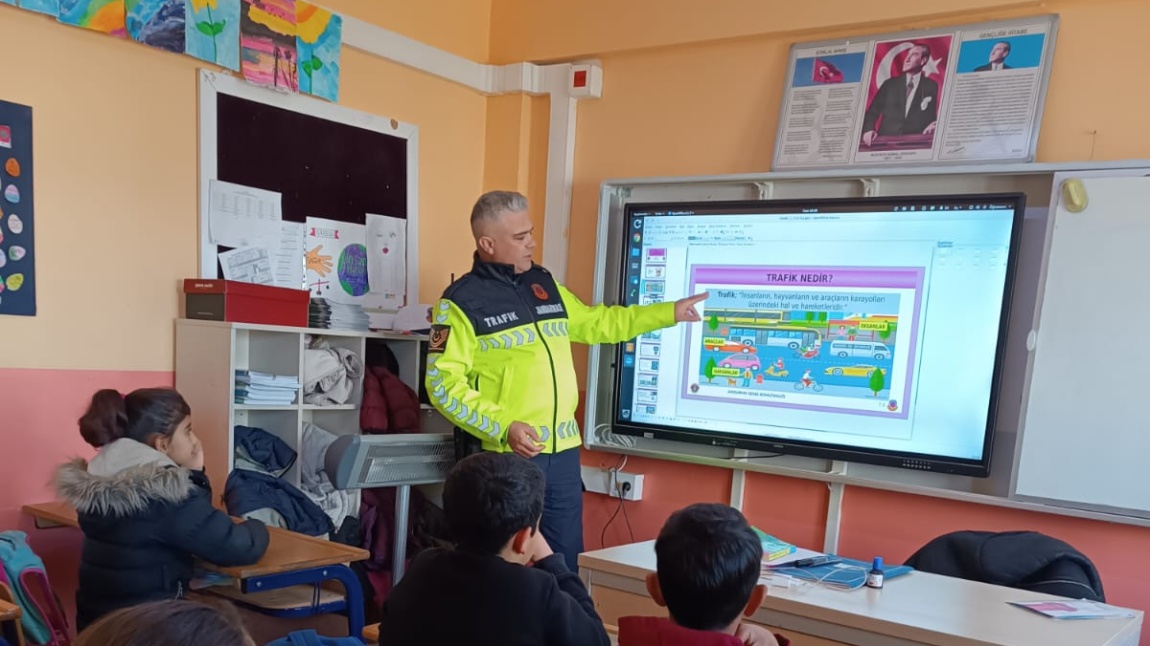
left=581, top=465, right=644, bottom=501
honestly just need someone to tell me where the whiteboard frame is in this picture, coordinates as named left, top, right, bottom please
left=584, top=159, right=1150, bottom=531
left=771, top=15, right=1059, bottom=171
left=1010, top=167, right=1150, bottom=519
left=197, top=70, right=420, bottom=305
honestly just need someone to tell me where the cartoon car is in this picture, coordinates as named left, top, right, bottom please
left=825, top=365, right=885, bottom=377
left=705, top=341, right=757, bottom=354
left=719, top=354, right=760, bottom=370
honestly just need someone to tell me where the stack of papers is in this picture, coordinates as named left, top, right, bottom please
left=1009, top=600, right=1138, bottom=620
left=235, top=370, right=300, bottom=406
left=310, top=298, right=371, bottom=331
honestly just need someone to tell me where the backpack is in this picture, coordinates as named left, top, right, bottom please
left=0, top=531, right=71, bottom=645
left=264, top=629, right=363, bottom=645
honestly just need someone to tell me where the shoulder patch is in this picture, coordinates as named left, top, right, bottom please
left=429, top=325, right=451, bottom=353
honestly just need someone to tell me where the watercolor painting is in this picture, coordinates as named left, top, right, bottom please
left=58, top=0, right=127, bottom=37
left=241, top=0, right=298, bottom=92
left=185, top=0, right=240, bottom=70
left=296, top=1, right=341, bottom=102
left=17, top=0, right=59, bottom=14
left=126, top=0, right=185, bottom=52
left=17, top=0, right=58, bottom=13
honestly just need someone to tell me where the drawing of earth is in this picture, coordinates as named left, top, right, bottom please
left=338, top=243, right=369, bottom=297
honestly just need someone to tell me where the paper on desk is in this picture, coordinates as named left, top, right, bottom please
left=1009, top=600, right=1138, bottom=620
left=208, top=180, right=283, bottom=248
left=219, top=246, right=274, bottom=285
left=365, top=213, right=406, bottom=311
left=274, top=221, right=307, bottom=289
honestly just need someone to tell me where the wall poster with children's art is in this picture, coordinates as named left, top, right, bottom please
left=240, top=0, right=298, bottom=92
left=57, top=0, right=127, bottom=36
left=772, top=15, right=1058, bottom=170
left=0, top=100, right=36, bottom=317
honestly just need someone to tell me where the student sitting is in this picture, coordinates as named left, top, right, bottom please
left=618, top=503, right=791, bottom=646
left=55, top=388, right=270, bottom=631
left=75, top=599, right=255, bottom=646
left=377, top=452, right=609, bottom=646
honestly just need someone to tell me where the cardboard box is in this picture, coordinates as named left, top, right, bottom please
left=182, top=279, right=309, bottom=328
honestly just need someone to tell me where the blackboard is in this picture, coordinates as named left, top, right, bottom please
left=198, top=70, right=419, bottom=300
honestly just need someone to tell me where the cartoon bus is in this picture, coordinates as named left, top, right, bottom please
left=729, top=326, right=821, bottom=351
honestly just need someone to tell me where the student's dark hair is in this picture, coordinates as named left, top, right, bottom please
left=78, top=388, right=191, bottom=449
left=655, top=503, right=762, bottom=631
left=443, top=452, right=545, bottom=554
left=75, top=599, right=252, bottom=646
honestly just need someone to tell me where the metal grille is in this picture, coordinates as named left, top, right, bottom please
left=357, top=440, right=454, bottom=486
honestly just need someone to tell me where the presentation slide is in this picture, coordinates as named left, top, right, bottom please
left=614, top=198, right=1020, bottom=468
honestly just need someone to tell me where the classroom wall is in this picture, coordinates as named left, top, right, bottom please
left=0, top=4, right=490, bottom=532
left=521, top=0, right=1150, bottom=622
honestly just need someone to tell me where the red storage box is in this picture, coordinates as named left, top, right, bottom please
left=182, top=279, right=309, bottom=328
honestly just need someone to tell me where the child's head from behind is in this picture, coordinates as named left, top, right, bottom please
left=79, top=388, right=202, bottom=470
left=75, top=599, right=254, bottom=646
left=649, top=503, right=766, bottom=633
left=443, top=451, right=544, bottom=562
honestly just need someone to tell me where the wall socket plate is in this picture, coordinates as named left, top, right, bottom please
left=581, top=465, right=644, bottom=501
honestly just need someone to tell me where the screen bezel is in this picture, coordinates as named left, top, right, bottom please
left=610, top=193, right=1027, bottom=477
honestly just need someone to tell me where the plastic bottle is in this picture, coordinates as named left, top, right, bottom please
left=865, top=556, right=884, bottom=589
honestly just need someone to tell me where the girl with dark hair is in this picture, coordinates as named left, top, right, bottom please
left=75, top=599, right=255, bottom=646
left=55, top=388, right=270, bottom=631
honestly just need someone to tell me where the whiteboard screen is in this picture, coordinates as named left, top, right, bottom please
left=1014, top=175, right=1150, bottom=516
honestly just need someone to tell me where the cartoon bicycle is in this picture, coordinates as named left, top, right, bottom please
left=794, top=369, right=824, bottom=392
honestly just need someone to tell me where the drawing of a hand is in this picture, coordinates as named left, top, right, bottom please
left=306, top=245, right=333, bottom=277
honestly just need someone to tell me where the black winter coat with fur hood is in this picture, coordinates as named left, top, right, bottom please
left=54, top=438, right=270, bottom=630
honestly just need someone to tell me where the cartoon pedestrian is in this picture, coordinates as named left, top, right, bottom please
left=742, top=368, right=752, bottom=387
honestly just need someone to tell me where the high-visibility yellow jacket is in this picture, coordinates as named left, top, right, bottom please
left=426, top=256, right=675, bottom=454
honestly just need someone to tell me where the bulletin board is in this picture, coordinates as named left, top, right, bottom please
left=771, top=15, right=1059, bottom=171
left=197, top=70, right=420, bottom=307
left=0, top=99, right=35, bottom=317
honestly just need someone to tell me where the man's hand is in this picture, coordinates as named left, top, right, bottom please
left=674, top=292, right=709, bottom=323
left=862, top=130, right=878, bottom=147
left=735, top=623, right=781, bottom=646
left=508, top=421, right=544, bottom=458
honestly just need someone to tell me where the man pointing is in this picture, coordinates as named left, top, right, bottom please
left=426, top=191, right=706, bottom=570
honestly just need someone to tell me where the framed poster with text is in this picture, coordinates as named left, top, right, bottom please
left=771, top=16, right=1059, bottom=171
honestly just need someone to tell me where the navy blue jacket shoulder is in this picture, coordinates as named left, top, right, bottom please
left=54, top=439, right=270, bottom=631
left=379, top=548, right=609, bottom=646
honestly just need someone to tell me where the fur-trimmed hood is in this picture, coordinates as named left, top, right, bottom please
left=54, top=438, right=195, bottom=517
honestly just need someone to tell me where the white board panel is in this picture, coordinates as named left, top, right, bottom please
left=1014, top=174, right=1150, bottom=516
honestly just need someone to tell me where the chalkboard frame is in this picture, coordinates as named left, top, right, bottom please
left=196, top=70, right=420, bottom=304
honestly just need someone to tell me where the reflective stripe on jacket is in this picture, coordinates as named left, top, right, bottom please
left=426, top=255, right=674, bottom=454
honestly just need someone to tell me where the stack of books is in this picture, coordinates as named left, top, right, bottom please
left=234, top=370, right=300, bottom=406
left=309, top=298, right=371, bottom=331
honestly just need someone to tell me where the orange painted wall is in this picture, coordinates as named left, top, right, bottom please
left=0, top=0, right=491, bottom=601
left=547, top=0, right=1150, bottom=626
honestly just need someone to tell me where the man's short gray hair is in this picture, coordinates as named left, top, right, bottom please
left=470, top=191, right=528, bottom=228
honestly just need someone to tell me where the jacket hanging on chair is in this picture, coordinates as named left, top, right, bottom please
left=904, top=530, right=1105, bottom=601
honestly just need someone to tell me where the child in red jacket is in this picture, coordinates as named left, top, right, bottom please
left=618, top=503, right=791, bottom=646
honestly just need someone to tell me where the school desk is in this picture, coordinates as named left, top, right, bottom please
left=578, top=541, right=1143, bottom=646
left=22, top=501, right=370, bottom=637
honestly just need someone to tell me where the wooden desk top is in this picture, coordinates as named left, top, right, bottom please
left=0, top=598, right=20, bottom=622
left=579, top=541, right=1143, bottom=646
left=22, top=501, right=368, bottom=579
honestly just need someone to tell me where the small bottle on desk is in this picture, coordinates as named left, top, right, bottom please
left=865, top=556, right=884, bottom=589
